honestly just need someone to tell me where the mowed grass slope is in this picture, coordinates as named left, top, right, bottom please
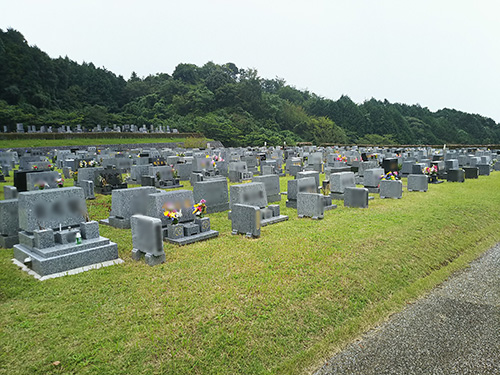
left=1, top=172, right=500, bottom=375
left=0, top=137, right=188, bottom=149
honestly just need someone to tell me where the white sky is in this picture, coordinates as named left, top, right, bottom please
left=1, top=0, right=499, bottom=122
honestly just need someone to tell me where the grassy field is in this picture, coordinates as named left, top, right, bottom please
left=1, top=171, right=499, bottom=374
left=0, top=137, right=189, bottom=149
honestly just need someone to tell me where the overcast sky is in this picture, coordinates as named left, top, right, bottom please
left=2, top=0, right=499, bottom=122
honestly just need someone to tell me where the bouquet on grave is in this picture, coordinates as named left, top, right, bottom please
left=79, top=160, right=88, bottom=168
left=32, top=165, right=38, bottom=170
left=56, top=178, right=64, bottom=188
left=35, top=180, right=49, bottom=190
left=380, top=171, right=399, bottom=181
left=192, top=199, right=207, bottom=218
left=163, top=204, right=182, bottom=225
left=336, top=154, right=347, bottom=162
left=422, top=165, right=438, bottom=176
left=48, top=164, right=55, bottom=171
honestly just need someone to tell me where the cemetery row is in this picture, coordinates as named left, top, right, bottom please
left=1, top=144, right=498, bottom=279
left=6, top=123, right=180, bottom=134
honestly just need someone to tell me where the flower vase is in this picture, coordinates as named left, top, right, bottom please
left=429, top=175, right=438, bottom=184
left=167, top=223, right=184, bottom=239
left=195, top=217, right=210, bottom=232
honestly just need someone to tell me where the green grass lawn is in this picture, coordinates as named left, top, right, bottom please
left=0, top=137, right=189, bottom=149
left=1, top=172, right=500, bottom=374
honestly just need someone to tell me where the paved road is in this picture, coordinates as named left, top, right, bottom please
left=314, top=244, right=500, bottom=375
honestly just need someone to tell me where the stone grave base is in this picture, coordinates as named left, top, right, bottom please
left=261, top=215, right=289, bottom=227
left=0, top=234, right=19, bottom=248
left=324, top=204, right=338, bottom=211
left=164, top=229, right=219, bottom=246
left=12, top=257, right=123, bottom=281
left=366, top=187, right=380, bottom=194
left=158, top=183, right=183, bottom=189
left=285, top=200, right=297, bottom=208
left=131, top=249, right=166, bottom=266
left=13, top=238, right=119, bottom=278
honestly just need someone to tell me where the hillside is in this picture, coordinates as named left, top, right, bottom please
left=1, top=28, right=499, bottom=146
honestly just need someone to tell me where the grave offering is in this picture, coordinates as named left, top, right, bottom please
left=344, top=187, right=369, bottom=208
left=253, top=174, right=281, bottom=203
left=94, top=167, right=128, bottom=195
left=26, top=171, right=61, bottom=191
left=229, top=182, right=288, bottom=227
left=193, top=178, right=229, bottom=213
left=130, top=214, right=165, bottom=266
left=0, top=199, right=19, bottom=248
left=102, top=186, right=157, bottom=229
left=145, top=190, right=219, bottom=245
left=13, top=187, right=120, bottom=279
left=407, top=174, right=428, bottom=192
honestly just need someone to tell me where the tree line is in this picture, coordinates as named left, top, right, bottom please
left=1, top=28, right=499, bottom=146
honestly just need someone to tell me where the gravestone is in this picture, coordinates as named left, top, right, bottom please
left=286, top=177, right=317, bottom=208
left=102, top=186, right=157, bottom=229
left=26, top=171, right=60, bottom=191
left=94, top=167, right=127, bottom=195
left=145, top=190, right=219, bottom=245
left=296, top=171, right=320, bottom=192
left=228, top=162, right=253, bottom=183
left=253, top=174, right=281, bottom=203
left=330, top=172, right=355, bottom=200
left=231, top=204, right=261, bottom=238
left=363, top=168, right=384, bottom=193
left=407, top=174, right=428, bottom=192
left=297, top=193, right=328, bottom=220
left=229, top=182, right=288, bottom=227
left=4, top=186, right=18, bottom=200
left=447, top=169, right=465, bottom=182
left=463, top=166, right=479, bottom=179
left=477, top=164, right=490, bottom=176
left=344, top=187, right=369, bottom=208
left=0, top=199, right=19, bottom=248
left=81, top=180, right=95, bottom=200
left=13, top=187, right=120, bottom=279
left=130, top=214, right=165, bottom=266
left=379, top=180, right=403, bottom=199
left=193, top=178, right=229, bottom=213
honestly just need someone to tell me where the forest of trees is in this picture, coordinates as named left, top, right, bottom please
left=1, top=28, right=499, bottom=146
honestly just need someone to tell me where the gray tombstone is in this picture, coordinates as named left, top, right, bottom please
left=296, top=171, right=320, bottom=192
left=81, top=180, right=95, bottom=200
left=4, top=185, right=18, bottom=200
left=407, top=174, right=428, bottom=192
left=13, top=187, right=119, bottom=279
left=0, top=199, right=19, bottom=248
left=286, top=177, right=317, bottom=208
left=131, top=214, right=165, bottom=266
left=145, top=190, right=219, bottom=245
left=26, top=171, right=61, bottom=191
left=253, top=174, right=281, bottom=203
left=330, top=172, right=356, bottom=200
left=229, top=182, right=288, bottom=227
left=477, top=164, right=490, bottom=176
left=297, top=193, right=326, bottom=220
left=344, top=187, right=369, bottom=208
left=379, top=180, right=403, bottom=199
left=231, top=204, right=261, bottom=238
left=447, top=169, right=465, bottom=182
left=103, top=186, right=157, bottom=229
left=363, top=168, right=384, bottom=193
left=193, top=178, right=229, bottom=213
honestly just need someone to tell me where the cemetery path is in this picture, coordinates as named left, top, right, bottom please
left=314, top=243, right=500, bottom=375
